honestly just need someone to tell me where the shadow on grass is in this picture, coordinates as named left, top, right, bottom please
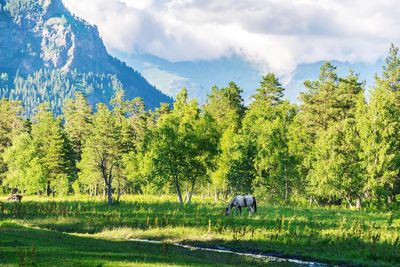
left=0, top=223, right=291, bottom=267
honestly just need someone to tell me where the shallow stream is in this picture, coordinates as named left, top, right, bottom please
left=129, top=238, right=328, bottom=266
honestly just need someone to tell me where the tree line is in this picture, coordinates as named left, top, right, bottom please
left=1, top=45, right=400, bottom=208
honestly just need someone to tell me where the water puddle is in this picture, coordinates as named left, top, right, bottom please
left=129, top=238, right=328, bottom=266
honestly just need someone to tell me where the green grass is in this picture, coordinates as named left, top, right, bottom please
left=0, top=221, right=283, bottom=267
left=1, top=195, right=400, bottom=266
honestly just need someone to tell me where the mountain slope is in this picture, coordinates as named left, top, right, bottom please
left=0, top=0, right=171, bottom=115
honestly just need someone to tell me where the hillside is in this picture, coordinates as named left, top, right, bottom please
left=0, top=0, right=171, bottom=115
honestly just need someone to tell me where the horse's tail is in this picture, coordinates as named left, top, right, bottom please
left=253, top=197, right=257, bottom=213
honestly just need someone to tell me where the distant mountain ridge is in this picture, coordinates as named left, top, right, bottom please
left=116, top=51, right=383, bottom=104
left=116, top=52, right=262, bottom=104
left=0, top=0, right=171, bottom=115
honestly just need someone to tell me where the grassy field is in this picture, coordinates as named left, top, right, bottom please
left=0, top=195, right=400, bottom=266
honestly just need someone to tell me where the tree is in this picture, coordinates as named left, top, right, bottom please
left=184, top=112, right=218, bottom=203
left=308, top=117, right=364, bottom=207
left=78, top=103, right=122, bottom=204
left=355, top=45, right=400, bottom=205
left=298, top=63, right=339, bottom=140
left=254, top=73, right=285, bottom=106
left=0, top=99, right=23, bottom=186
left=204, top=82, right=246, bottom=199
left=63, top=93, right=92, bottom=163
left=382, top=44, right=400, bottom=92
left=111, top=91, right=150, bottom=200
left=203, top=82, right=245, bottom=133
left=3, top=133, right=47, bottom=194
left=253, top=102, right=298, bottom=202
left=306, top=71, right=365, bottom=205
left=31, top=103, right=71, bottom=195
left=146, top=89, right=217, bottom=203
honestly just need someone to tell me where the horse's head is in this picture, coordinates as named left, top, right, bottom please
left=225, top=207, right=230, bottom=216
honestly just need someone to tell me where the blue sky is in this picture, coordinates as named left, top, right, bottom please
left=63, top=0, right=398, bottom=78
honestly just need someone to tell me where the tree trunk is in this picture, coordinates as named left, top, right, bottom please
left=46, top=180, right=51, bottom=196
left=345, top=196, right=353, bottom=208
left=284, top=165, right=289, bottom=203
left=285, top=180, right=289, bottom=203
left=214, top=188, right=219, bottom=202
left=107, top=182, right=113, bottom=205
left=187, top=178, right=196, bottom=204
left=356, top=198, right=362, bottom=209
left=174, top=178, right=183, bottom=203
left=101, top=163, right=114, bottom=205
left=184, top=183, right=189, bottom=202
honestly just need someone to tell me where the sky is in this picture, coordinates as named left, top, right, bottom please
left=62, top=0, right=399, bottom=77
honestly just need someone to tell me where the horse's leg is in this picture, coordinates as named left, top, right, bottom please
left=239, top=206, right=242, bottom=215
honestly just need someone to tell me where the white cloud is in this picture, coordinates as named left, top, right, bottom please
left=62, top=0, right=400, bottom=75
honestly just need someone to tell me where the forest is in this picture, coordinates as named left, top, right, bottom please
left=1, top=45, right=400, bottom=209
left=0, top=69, right=126, bottom=117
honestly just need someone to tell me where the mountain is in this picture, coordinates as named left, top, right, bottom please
left=0, top=0, right=171, bottom=116
left=115, top=52, right=262, bottom=104
left=116, top=51, right=383, bottom=104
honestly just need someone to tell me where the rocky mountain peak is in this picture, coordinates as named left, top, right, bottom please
left=0, top=0, right=172, bottom=113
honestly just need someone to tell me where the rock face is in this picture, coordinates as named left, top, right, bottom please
left=0, top=0, right=171, bottom=108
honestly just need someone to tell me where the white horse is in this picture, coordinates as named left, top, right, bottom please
left=225, top=195, right=257, bottom=216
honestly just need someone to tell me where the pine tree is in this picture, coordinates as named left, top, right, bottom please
left=298, top=62, right=339, bottom=141
left=31, top=103, right=71, bottom=196
left=203, top=82, right=245, bottom=133
left=63, top=93, right=93, bottom=161
left=254, top=73, right=285, bottom=106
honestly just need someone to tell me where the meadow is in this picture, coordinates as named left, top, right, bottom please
left=0, top=195, right=400, bottom=266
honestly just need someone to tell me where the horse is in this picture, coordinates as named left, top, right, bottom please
left=7, top=194, right=23, bottom=203
left=225, top=195, right=257, bottom=216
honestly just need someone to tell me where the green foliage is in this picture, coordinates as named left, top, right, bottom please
left=31, top=103, right=71, bottom=195
left=308, top=118, right=364, bottom=205
left=358, top=81, right=400, bottom=204
left=0, top=99, right=23, bottom=184
left=253, top=73, right=285, bottom=106
left=253, top=102, right=298, bottom=202
left=204, top=82, right=246, bottom=199
left=2, top=45, right=400, bottom=209
left=203, top=82, right=245, bottom=133
left=78, top=103, right=122, bottom=204
left=3, top=133, right=46, bottom=194
left=145, top=89, right=218, bottom=203
left=241, top=75, right=300, bottom=203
